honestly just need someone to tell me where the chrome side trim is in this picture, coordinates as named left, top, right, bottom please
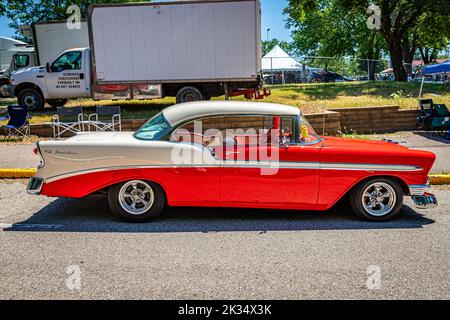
left=321, top=163, right=422, bottom=172
left=43, top=162, right=424, bottom=184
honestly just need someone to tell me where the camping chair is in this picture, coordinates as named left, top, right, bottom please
left=416, top=99, right=434, bottom=130
left=0, top=105, right=31, bottom=137
left=430, top=104, right=450, bottom=131
left=52, top=106, right=86, bottom=139
left=88, top=106, right=121, bottom=132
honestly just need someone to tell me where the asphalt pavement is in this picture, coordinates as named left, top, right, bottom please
left=0, top=180, right=449, bottom=299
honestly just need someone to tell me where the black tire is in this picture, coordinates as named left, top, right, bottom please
left=46, top=99, right=68, bottom=108
left=18, top=88, right=45, bottom=111
left=0, top=81, right=10, bottom=98
left=349, top=177, right=403, bottom=221
left=108, top=180, right=166, bottom=222
left=176, top=86, right=204, bottom=104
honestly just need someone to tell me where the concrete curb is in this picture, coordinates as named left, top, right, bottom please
left=429, top=175, right=450, bottom=186
left=0, top=168, right=36, bottom=179
left=0, top=168, right=449, bottom=185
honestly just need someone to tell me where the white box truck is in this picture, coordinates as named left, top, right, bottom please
left=11, top=0, right=269, bottom=110
left=1, top=21, right=89, bottom=98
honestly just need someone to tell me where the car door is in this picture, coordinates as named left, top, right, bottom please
left=219, top=116, right=321, bottom=209
left=44, top=50, right=90, bottom=99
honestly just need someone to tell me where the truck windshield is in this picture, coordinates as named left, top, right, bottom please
left=134, top=113, right=172, bottom=141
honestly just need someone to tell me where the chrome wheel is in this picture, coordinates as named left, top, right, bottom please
left=361, top=182, right=396, bottom=217
left=118, top=180, right=154, bottom=215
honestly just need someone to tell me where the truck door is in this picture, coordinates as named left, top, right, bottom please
left=44, top=50, right=89, bottom=98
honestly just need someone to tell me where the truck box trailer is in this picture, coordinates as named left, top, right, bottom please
left=11, top=0, right=269, bottom=110
left=32, top=21, right=89, bottom=66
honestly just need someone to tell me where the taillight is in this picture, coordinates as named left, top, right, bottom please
left=33, top=147, right=38, bottom=155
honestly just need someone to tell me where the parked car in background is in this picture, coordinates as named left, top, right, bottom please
left=307, top=71, right=352, bottom=83
left=27, top=101, right=437, bottom=222
left=11, top=0, right=269, bottom=110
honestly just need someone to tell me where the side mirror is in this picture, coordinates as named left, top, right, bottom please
left=46, top=62, right=51, bottom=73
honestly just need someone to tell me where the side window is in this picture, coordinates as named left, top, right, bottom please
left=51, top=51, right=82, bottom=72
left=280, top=117, right=295, bottom=144
left=170, top=116, right=274, bottom=147
left=14, top=54, right=30, bottom=69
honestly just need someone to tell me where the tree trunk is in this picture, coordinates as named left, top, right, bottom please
left=390, top=36, right=407, bottom=82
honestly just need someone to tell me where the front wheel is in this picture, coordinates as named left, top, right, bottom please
left=18, top=88, right=45, bottom=111
left=108, top=180, right=166, bottom=222
left=349, top=178, right=403, bottom=221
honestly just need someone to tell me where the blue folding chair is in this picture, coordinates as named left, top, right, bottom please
left=1, top=105, right=31, bottom=137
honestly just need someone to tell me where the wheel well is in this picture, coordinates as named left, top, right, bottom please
left=346, top=175, right=410, bottom=197
left=103, top=179, right=168, bottom=202
left=14, top=82, right=44, bottom=98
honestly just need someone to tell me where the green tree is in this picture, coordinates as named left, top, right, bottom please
left=337, top=0, right=450, bottom=81
left=284, top=0, right=386, bottom=80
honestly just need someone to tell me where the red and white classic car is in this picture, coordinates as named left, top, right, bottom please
left=27, top=101, right=437, bottom=222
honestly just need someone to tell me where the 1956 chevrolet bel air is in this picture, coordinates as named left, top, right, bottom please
left=27, top=101, right=438, bottom=222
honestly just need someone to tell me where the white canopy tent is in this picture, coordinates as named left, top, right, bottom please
left=262, top=45, right=303, bottom=84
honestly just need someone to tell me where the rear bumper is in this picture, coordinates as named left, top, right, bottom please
left=408, top=182, right=438, bottom=209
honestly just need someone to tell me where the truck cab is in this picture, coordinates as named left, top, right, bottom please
left=11, top=48, right=91, bottom=110
left=0, top=49, right=35, bottom=97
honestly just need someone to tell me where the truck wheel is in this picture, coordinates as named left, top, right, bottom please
left=349, top=178, right=403, bottom=221
left=0, top=83, right=10, bottom=98
left=176, top=86, right=204, bottom=104
left=18, top=88, right=45, bottom=111
left=46, top=99, right=68, bottom=108
left=108, top=180, right=166, bottom=222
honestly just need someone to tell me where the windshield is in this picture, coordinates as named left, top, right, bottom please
left=300, top=116, right=322, bottom=144
left=134, top=112, right=172, bottom=141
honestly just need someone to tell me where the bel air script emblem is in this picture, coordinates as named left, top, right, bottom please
left=45, top=150, right=79, bottom=155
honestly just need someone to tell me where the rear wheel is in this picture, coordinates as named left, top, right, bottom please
left=349, top=178, right=403, bottom=221
left=108, top=180, right=166, bottom=222
left=46, top=99, right=68, bottom=108
left=176, top=86, right=204, bottom=104
left=18, top=88, right=45, bottom=111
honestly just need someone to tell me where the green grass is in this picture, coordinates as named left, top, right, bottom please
left=1, top=81, right=449, bottom=124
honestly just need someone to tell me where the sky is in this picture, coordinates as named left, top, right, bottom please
left=0, top=0, right=292, bottom=41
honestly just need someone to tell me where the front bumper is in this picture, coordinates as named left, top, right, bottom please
left=408, top=182, right=438, bottom=209
left=26, top=177, right=43, bottom=195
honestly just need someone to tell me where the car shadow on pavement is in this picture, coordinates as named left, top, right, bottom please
left=414, top=131, right=450, bottom=145
left=4, top=195, right=435, bottom=233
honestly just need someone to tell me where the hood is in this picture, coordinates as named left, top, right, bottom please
left=12, top=66, right=44, bottom=75
left=322, top=136, right=410, bottom=152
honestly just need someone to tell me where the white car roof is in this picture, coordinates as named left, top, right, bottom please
left=162, top=101, right=301, bottom=126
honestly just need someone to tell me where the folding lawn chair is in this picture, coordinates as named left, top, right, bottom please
left=88, top=106, right=121, bottom=132
left=0, top=105, right=31, bottom=137
left=430, top=104, right=450, bottom=132
left=52, top=106, right=86, bottom=139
